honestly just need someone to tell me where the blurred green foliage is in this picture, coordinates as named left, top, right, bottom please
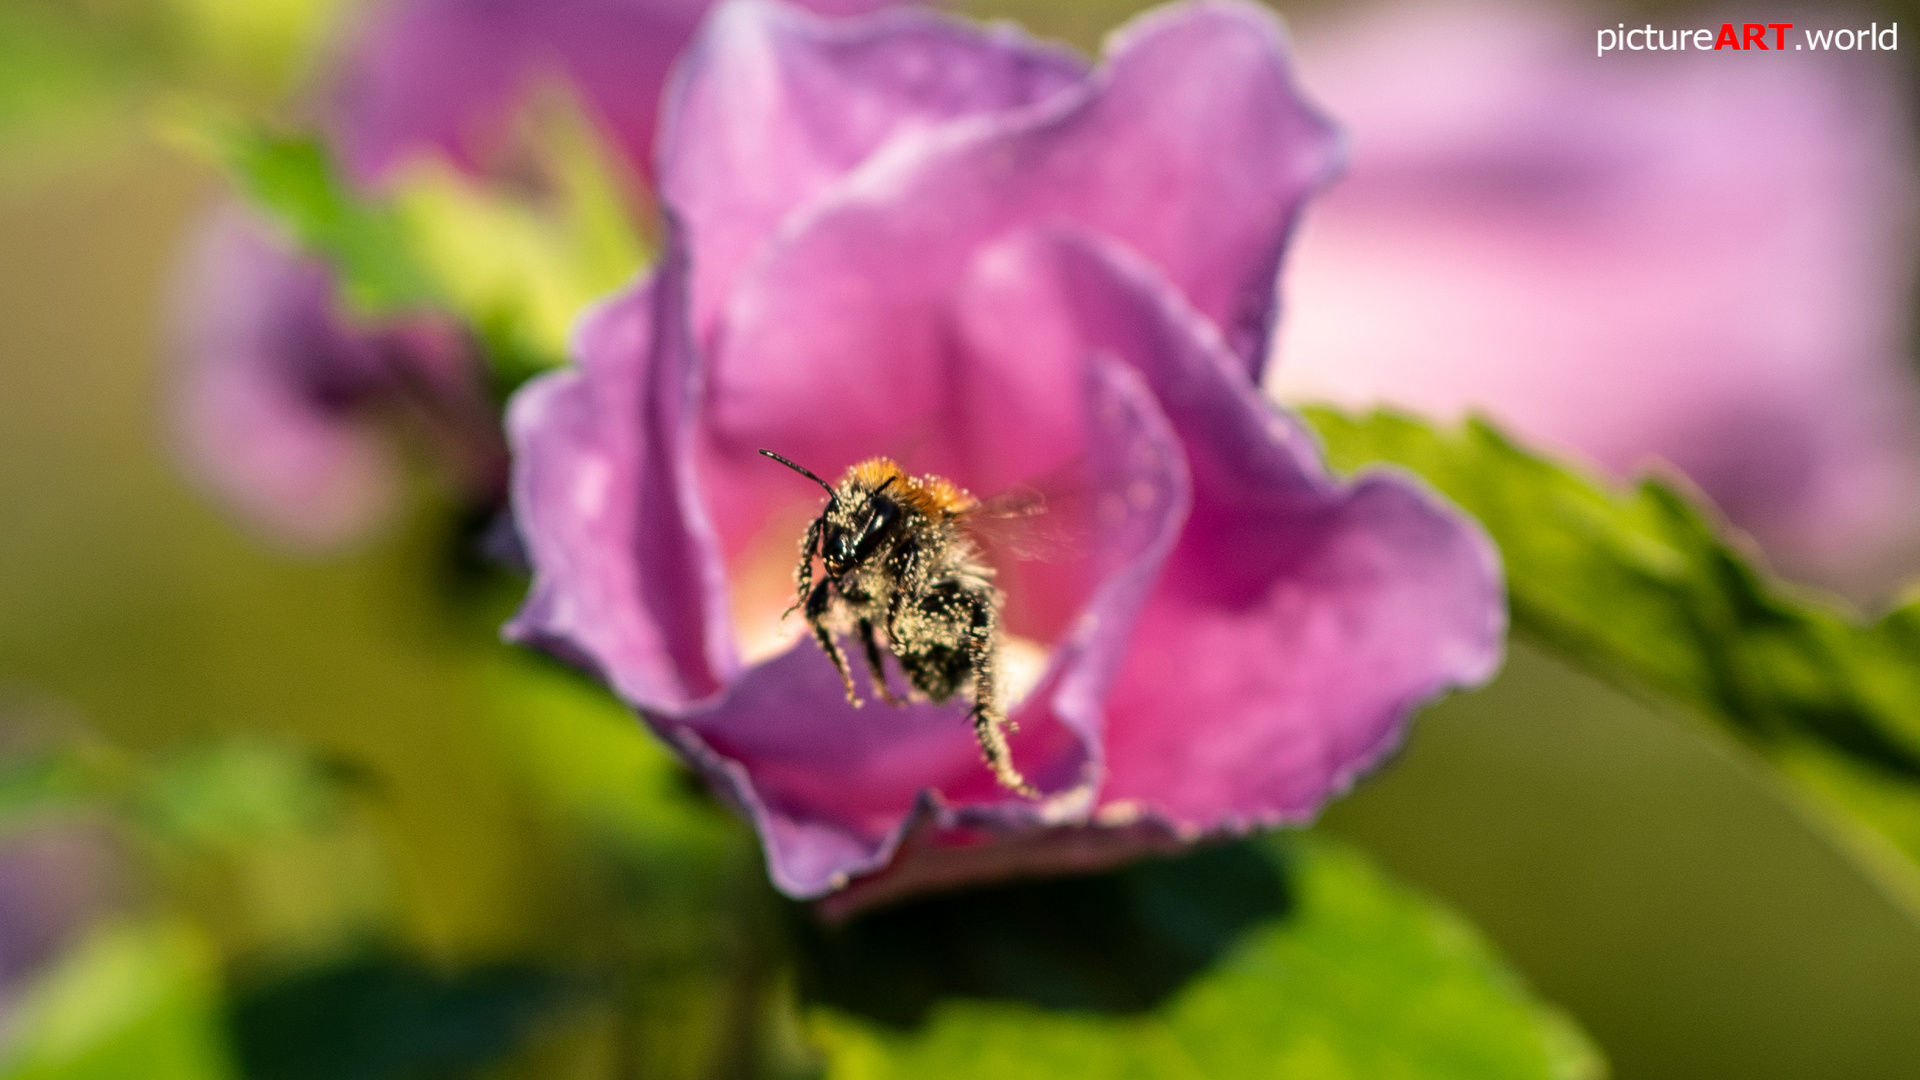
left=228, top=952, right=565, bottom=1080
left=484, top=657, right=1601, bottom=1080
left=1317, top=640, right=1920, bottom=1080
left=203, top=128, right=436, bottom=313
left=803, top=836, right=1599, bottom=1080
left=0, top=650, right=1604, bottom=1080
left=0, top=710, right=578, bottom=1080
left=0, top=0, right=350, bottom=174
left=175, top=114, right=649, bottom=386
left=480, top=653, right=810, bottom=1079
left=386, top=90, right=655, bottom=385
left=0, top=921, right=237, bottom=1080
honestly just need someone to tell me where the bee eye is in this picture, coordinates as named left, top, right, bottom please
left=851, top=498, right=899, bottom=562
left=823, top=526, right=853, bottom=567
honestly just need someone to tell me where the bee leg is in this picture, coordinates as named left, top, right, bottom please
left=787, top=517, right=823, bottom=618
left=804, top=580, right=860, bottom=707
left=964, top=595, right=1034, bottom=797
left=970, top=704, right=1034, bottom=798
left=857, top=619, right=905, bottom=706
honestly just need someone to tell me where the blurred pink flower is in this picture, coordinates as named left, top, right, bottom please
left=505, top=0, right=1504, bottom=909
left=0, top=711, right=123, bottom=1034
left=0, top=821, right=121, bottom=1032
left=330, top=0, right=910, bottom=188
left=171, top=207, right=501, bottom=550
left=176, top=0, right=909, bottom=549
left=1271, top=0, right=1920, bottom=592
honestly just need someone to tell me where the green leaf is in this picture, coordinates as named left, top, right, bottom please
left=1301, top=407, right=1920, bottom=907
left=1303, top=408, right=1920, bottom=780
left=793, top=838, right=1292, bottom=1023
left=801, top=834, right=1599, bottom=1080
left=0, top=921, right=238, bottom=1080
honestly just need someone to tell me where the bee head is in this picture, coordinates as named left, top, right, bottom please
left=821, top=478, right=900, bottom=575
left=758, top=449, right=903, bottom=577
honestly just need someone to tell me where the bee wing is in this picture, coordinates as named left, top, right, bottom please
left=971, top=486, right=1048, bottom=519
left=962, top=480, right=1094, bottom=564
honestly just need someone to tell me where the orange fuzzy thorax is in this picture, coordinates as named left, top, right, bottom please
left=844, top=457, right=975, bottom=519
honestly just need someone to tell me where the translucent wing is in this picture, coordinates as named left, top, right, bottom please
left=961, top=469, right=1093, bottom=565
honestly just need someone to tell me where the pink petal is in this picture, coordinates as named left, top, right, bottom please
left=508, top=236, right=1193, bottom=896
left=679, top=346, right=1191, bottom=898
left=1042, top=230, right=1505, bottom=830
left=503, top=239, right=736, bottom=710
left=698, top=0, right=1337, bottom=531
left=660, top=0, right=1087, bottom=343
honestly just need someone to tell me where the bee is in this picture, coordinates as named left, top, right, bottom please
left=758, top=449, right=1035, bottom=797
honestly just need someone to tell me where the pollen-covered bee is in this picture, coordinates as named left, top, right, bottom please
left=758, top=449, right=1035, bottom=797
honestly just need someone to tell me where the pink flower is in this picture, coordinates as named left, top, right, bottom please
left=170, top=207, right=501, bottom=550
left=505, top=0, right=1504, bottom=908
left=1271, top=0, right=1920, bottom=591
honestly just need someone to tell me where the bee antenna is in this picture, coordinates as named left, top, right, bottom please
left=758, top=449, right=835, bottom=497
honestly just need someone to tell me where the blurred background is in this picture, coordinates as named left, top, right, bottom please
left=7, top=0, right=1920, bottom=1077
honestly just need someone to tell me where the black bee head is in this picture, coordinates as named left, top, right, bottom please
left=821, top=486, right=900, bottom=576
left=756, top=451, right=908, bottom=580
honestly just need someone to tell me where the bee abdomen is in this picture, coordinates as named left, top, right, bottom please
left=893, top=643, right=969, bottom=703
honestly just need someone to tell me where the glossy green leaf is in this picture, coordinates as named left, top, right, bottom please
left=0, top=921, right=238, bottom=1080
left=804, top=834, right=1599, bottom=1080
